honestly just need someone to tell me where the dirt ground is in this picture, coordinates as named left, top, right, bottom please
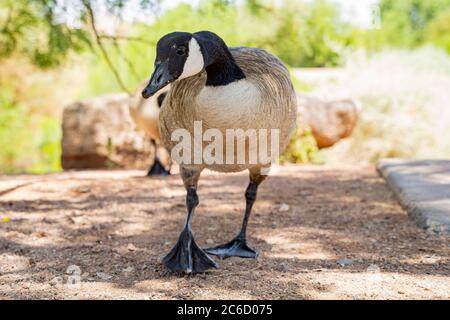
left=0, top=165, right=448, bottom=300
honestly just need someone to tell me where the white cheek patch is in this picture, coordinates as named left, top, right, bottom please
left=179, top=38, right=204, bottom=80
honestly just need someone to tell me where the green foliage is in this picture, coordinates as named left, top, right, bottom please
left=426, top=8, right=450, bottom=53
left=84, top=0, right=357, bottom=97
left=270, top=0, right=354, bottom=67
left=374, top=0, right=450, bottom=49
left=0, top=85, right=61, bottom=173
left=30, top=116, right=62, bottom=173
left=153, top=0, right=355, bottom=67
left=0, top=0, right=91, bottom=68
left=0, top=0, right=160, bottom=68
left=0, top=87, right=28, bottom=173
left=80, top=35, right=154, bottom=96
left=280, top=127, right=321, bottom=164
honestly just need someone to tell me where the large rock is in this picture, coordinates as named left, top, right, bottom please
left=62, top=94, right=155, bottom=170
left=297, top=94, right=359, bottom=148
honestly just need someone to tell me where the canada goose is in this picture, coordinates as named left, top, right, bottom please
left=142, top=31, right=297, bottom=273
left=129, top=83, right=171, bottom=176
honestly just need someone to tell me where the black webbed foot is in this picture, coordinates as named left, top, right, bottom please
left=163, top=228, right=218, bottom=273
left=147, top=158, right=170, bottom=176
left=205, top=237, right=258, bottom=259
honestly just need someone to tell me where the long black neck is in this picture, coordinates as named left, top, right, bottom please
left=194, top=31, right=246, bottom=87
left=205, top=54, right=246, bottom=86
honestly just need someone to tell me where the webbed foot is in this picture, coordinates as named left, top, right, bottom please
left=163, top=228, right=218, bottom=273
left=205, top=237, right=258, bottom=259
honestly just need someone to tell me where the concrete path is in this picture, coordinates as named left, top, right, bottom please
left=378, top=159, right=450, bottom=235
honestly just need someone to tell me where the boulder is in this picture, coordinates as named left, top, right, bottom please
left=297, top=94, right=359, bottom=148
left=62, top=94, right=155, bottom=170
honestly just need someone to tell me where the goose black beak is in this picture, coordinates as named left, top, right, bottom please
left=142, top=62, right=174, bottom=99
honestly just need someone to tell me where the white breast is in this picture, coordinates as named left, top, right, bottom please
left=195, top=79, right=261, bottom=129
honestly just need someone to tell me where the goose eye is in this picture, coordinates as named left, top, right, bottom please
left=176, top=47, right=186, bottom=56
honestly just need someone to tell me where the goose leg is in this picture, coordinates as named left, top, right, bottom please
left=147, top=143, right=171, bottom=176
left=147, top=157, right=170, bottom=176
left=162, top=167, right=218, bottom=273
left=205, top=168, right=266, bottom=259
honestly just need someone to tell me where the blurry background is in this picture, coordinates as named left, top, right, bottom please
left=1, top=0, right=450, bottom=174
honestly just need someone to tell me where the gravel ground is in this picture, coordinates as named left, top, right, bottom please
left=0, top=165, right=448, bottom=300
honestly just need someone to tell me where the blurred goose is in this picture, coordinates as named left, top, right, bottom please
left=129, top=83, right=171, bottom=176
left=142, top=31, right=297, bottom=273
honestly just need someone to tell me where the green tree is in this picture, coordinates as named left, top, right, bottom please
left=271, top=0, right=353, bottom=67
left=0, top=0, right=160, bottom=91
left=378, top=0, right=450, bottom=48
left=426, top=8, right=450, bottom=53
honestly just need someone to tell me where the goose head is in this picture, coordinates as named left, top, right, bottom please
left=142, top=31, right=245, bottom=99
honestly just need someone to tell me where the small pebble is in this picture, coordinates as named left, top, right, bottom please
left=127, top=243, right=137, bottom=251
left=78, top=186, right=91, bottom=193
left=49, top=277, right=63, bottom=286
left=337, top=259, right=354, bottom=267
left=122, top=266, right=134, bottom=273
left=96, top=272, right=113, bottom=281
left=279, top=262, right=290, bottom=273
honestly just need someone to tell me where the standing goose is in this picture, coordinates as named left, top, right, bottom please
left=129, top=83, right=171, bottom=176
left=142, top=31, right=297, bottom=273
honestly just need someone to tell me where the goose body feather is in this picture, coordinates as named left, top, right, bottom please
left=160, top=47, right=297, bottom=173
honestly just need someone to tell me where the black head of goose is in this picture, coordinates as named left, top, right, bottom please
left=142, top=31, right=297, bottom=274
left=142, top=31, right=247, bottom=98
